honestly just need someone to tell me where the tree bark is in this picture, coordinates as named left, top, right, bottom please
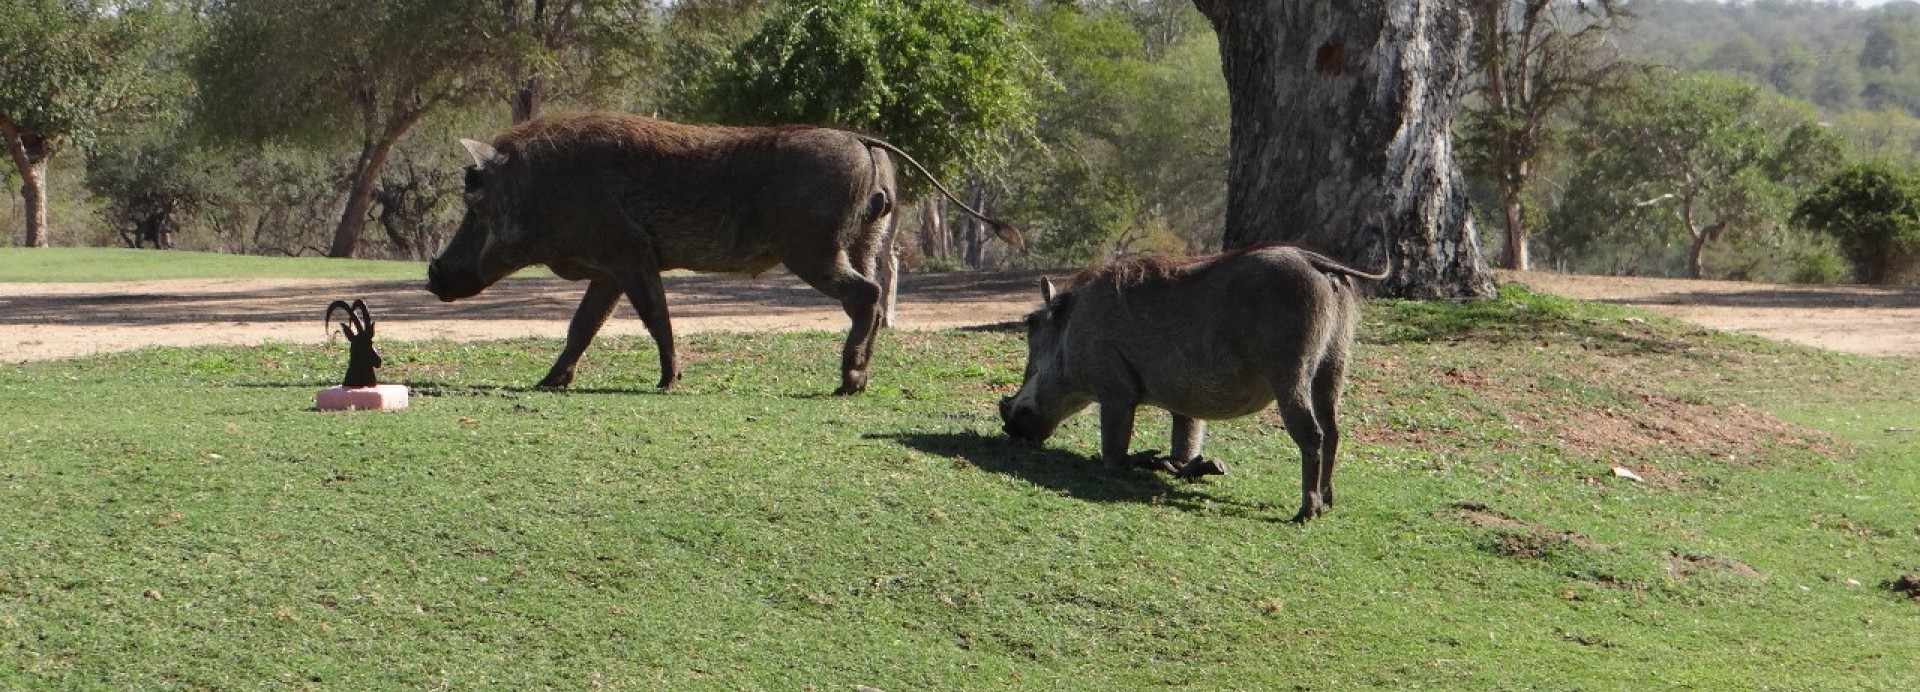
left=1498, top=172, right=1529, bottom=271
left=2, top=118, right=51, bottom=247
left=510, top=74, right=546, bottom=124
left=1195, top=0, right=1494, bottom=299
left=328, top=137, right=398, bottom=258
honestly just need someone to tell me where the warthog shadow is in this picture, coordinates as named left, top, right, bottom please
left=872, top=430, right=1285, bottom=520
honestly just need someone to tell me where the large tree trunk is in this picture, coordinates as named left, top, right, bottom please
left=327, top=107, right=425, bottom=258
left=1195, top=0, right=1495, bottom=299
left=1498, top=172, right=1529, bottom=271
left=2, top=120, right=51, bottom=248
left=327, top=138, right=399, bottom=258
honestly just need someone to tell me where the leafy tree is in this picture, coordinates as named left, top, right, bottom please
left=1551, top=72, right=1843, bottom=279
left=685, top=0, right=1039, bottom=198
left=998, top=3, right=1225, bottom=265
left=494, top=0, right=661, bottom=123
left=0, top=0, right=160, bottom=247
left=1792, top=161, right=1920, bottom=284
left=195, top=0, right=506, bottom=257
left=1859, top=3, right=1920, bottom=114
left=654, top=0, right=771, bottom=113
left=84, top=128, right=214, bottom=249
left=1462, top=0, right=1635, bottom=271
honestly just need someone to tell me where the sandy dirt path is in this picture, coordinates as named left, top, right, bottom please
left=3, top=269, right=1916, bottom=362
left=0, top=271, right=1049, bottom=363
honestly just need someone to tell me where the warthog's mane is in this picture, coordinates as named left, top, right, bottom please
left=495, top=112, right=827, bottom=164
left=1066, top=243, right=1303, bottom=292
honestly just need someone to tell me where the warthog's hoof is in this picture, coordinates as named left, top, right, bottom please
left=1124, top=450, right=1175, bottom=473
left=1126, top=453, right=1227, bottom=479
left=833, top=370, right=869, bottom=396
left=1172, top=457, right=1228, bottom=479
left=535, top=370, right=574, bottom=389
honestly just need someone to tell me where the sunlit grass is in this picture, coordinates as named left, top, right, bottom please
left=2, top=289, right=1916, bottom=689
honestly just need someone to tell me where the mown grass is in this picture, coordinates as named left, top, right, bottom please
left=2, top=284, right=1916, bottom=689
left=0, top=248, right=431, bottom=283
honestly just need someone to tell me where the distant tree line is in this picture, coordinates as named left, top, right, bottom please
left=3, top=0, right=1917, bottom=284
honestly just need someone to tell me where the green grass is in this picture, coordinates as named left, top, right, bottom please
left=3, top=285, right=1917, bottom=689
left=0, top=248, right=435, bottom=282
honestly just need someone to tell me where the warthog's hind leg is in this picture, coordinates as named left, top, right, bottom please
left=612, top=263, right=680, bottom=390
left=1311, top=355, right=1347, bottom=509
left=1275, top=376, right=1329, bottom=523
left=539, top=279, right=623, bottom=389
left=791, top=253, right=883, bottom=396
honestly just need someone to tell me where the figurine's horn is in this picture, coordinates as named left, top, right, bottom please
left=350, top=299, right=373, bottom=331
left=324, top=300, right=354, bottom=337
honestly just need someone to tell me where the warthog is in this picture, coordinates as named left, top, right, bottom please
left=427, top=111, right=1018, bottom=395
left=998, top=243, right=1387, bottom=522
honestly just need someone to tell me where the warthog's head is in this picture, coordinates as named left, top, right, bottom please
left=999, top=278, right=1095, bottom=443
left=426, top=138, right=531, bottom=302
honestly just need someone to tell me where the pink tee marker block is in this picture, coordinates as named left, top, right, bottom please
left=315, top=384, right=411, bottom=411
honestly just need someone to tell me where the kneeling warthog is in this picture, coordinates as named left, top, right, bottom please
left=998, top=244, right=1387, bottom=522
left=427, top=111, right=1018, bottom=395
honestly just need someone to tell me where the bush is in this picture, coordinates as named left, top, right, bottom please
left=1792, top=161, right=1920, bottom=284
left=1788, top=249, right=1848, bottom=284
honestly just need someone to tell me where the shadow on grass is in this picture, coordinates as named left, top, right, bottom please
left=874, top=430, right=1289, bottom=521
left=231, top=380, right=663, bottom=397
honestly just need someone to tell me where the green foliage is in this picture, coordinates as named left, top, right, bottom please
left=684, top=0, right=1040, bottom=195
left=82, top=129, right=214, bottom=248
left=1547, top=72, right=1842, bottom=279
left=1791, top=161, right=1920, bottom=284
left=0, top=0, right=157, bottom=152
left=492, top=0, right=663, bottom=120
left=3, top=296, right=1919, bottom=686
left=192, top=0, right=503, bottom=147
left=999, top=4, right=1225, bottom=265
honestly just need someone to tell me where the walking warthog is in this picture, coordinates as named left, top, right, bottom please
left=998, top=244, right=1387, bottom=522
left=427, top=111, right=1019, bottom=394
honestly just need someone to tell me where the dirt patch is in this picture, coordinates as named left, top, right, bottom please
left=1666, top=552, right=1767, bottom=580
left=1353, top=357, right=1828, bottom=478
left=1443, top=502, right=1603, bottom=558
left=3, top=269, right=1918, bottom=363
left=1503, top=270, right=1920, bottom=357
left=1885, top=574, right=1920, bottom=600
left=1517, top=390, right=1819, bottom=465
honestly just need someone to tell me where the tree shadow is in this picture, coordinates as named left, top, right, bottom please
left=870, top=430, right=1286, bottom=520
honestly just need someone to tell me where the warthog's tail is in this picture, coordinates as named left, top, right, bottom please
left=1296, top=221, right=1392, bottom=282
left=856, top=136, right=1026, bottom=252
left=1297, top=248, right=1391, bottom=282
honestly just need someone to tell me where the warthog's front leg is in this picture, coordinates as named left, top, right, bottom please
left=1097, top=402, right=1140, bottom=470
left=539, top=279, right=623, bottom=389
left=1169, top=414, right=1227, bottom=478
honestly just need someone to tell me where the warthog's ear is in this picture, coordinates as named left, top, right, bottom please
left=459, top=138, right=503, bottom=169
left=1040, top=277, right=1056, bottom=304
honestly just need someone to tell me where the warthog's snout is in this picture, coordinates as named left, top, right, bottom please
left=424, top=262, right=468, bottom=303
left=999, top=396, right=1045, bottom=443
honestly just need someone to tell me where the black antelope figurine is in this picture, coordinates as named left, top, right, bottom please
left=326, top=299, right=382, bottom=388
